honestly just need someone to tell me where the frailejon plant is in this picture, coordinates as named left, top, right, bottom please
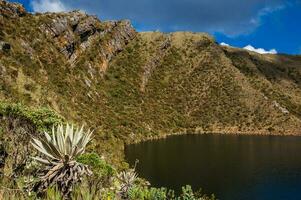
left=30, top=124, right=93, bottom=198
left=116, top=168, right=138, bottom=199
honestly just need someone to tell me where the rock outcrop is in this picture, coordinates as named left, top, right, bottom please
left=140, top=34, right=171, bottom=92
left=39, top=11, right=136, bottom=71
left=0, top=0, right=26, bottom=18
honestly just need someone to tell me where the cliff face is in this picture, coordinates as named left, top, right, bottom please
left=1, top=0, right=301, bottom=146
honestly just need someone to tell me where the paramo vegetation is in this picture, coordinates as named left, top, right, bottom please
left=0, top=101, right=216, bottom=200
left=1, top=0, right=301, bottom=199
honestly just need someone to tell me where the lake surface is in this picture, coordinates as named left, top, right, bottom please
left=125, top=134, right=301, bottom=200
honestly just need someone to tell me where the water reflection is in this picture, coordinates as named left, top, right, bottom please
left=125, top=134, right=301, bottom=200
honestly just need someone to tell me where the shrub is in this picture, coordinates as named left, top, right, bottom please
left=0, top=102, right=63, bottom=132
left=77, top=152, right=116, bottom=192
left=76, top=153, right=115, bottom=178
left=128, top=186, right=167, bottom=200
left=116, top=169, right=138, bottom=199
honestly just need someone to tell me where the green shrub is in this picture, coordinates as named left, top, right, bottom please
left=180, top=185, right=216, bottom=200
left=128, top=186, right=167, bottom=200
left=77, top=153, right=116, bottom=178
left=127, top=185, right=216, bottom=200
left=181, top=185, right=195, bottom=200
left=0, top=102, right=63, bottom=131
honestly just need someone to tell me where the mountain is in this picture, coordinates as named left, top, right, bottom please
left=1, top=1, right=301, bottom=159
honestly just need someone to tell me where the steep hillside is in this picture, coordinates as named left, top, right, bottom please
left=1, top=1, right=301, bottom=160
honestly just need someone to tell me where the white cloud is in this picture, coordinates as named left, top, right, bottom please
left=220, top=42, right=230, bottom=47
left=31, top=0, right=68, bottom=13
left=243, top=45, right=277, bottom=54
left=249, top=5, right=285, bottom=28
left=220, top=42, right=277, bottom=54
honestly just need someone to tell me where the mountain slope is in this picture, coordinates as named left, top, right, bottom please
left=1, top=0, right=301, bottom=156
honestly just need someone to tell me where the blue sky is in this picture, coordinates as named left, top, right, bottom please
left=8, top=0, right=301, bottom=55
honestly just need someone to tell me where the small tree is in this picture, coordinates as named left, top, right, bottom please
left=30, top=124, right=93, bottom=198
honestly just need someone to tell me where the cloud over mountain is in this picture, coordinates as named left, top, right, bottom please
left=220, top=42, right=277, bottom=54
left=31, top=0, right=68, bottom=13
left=243, top=45, right=277, bottom=54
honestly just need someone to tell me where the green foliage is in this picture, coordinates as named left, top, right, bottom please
left=127, top=185, right=216, bottom=200
left=128, top=186, right=168, bottom=200
left=179, top=185, right=216, bottom=200
left=71, top=179, right=117, bottom=200
left=117, top=169, right=139, bottom=199
left=180, top=185, right=196, bottom=200
left=0, top=102, right=63, bottom=131
left=45, top=187, right=63, bottom=200
left=1, top=151, right=216, bottom=200
left=40, top=183, right=216, bottom=200
left=77, top=153, right=116, bottom=178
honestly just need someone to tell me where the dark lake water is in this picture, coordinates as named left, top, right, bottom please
left=125, top=134, right=301, bottom=200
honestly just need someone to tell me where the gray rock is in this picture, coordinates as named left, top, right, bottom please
left=69, top=10, right=86, bottom=27
left=59, top=30, right=77, bottom=58
left=39, top=10, right=136, bottom=64
left=74, top=16, right=99, bottom=42
left=50, top=17, right=69, bottom=36
left=0, top=0, right=26, bottom=18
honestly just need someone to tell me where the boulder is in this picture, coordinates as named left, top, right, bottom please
left=50, top=17, right=69, bottom=36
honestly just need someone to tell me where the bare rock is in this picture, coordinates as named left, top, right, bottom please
left=74, top=16, right=99, bottom=42
left=37, top=8, right=136, bottom=66
left=0, top=0, right=26, bottom=18
left=50, top=17, right=69, bottom=36
left=102, top=20, right=136, bottom=56
left=40, top=12, right=101, bottom=59
left=273, top=100, right=289, bottom=114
